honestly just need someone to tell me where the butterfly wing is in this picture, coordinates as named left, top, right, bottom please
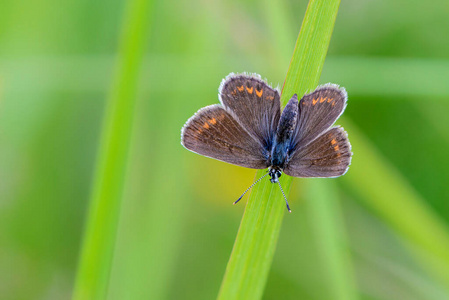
left=291, top=84, right=347, bottom=150
left=219, top=73, right=281, bottom=150
left=284, top=126, right=352, bottom=177
left=181, top=104, right=270, bottom=169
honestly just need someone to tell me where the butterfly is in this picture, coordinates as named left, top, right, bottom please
left=181, top=73, right=352, bottom=212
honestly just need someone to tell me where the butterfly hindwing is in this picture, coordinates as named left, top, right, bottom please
left=181, top=104, right=270, bottom=169
left=284, top=126, right=352, bottom=178
left=291, top=84, right=347, bottom=151
left=219, top=74, right=281, bottom=150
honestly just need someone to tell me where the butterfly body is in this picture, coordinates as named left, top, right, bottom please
left=181, top=73, right=352, bottom=209
left=270, top=95, right=299, bottom=173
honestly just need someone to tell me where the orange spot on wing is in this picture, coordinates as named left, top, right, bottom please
left=209, top=118, right=217, bottom=125
left=320, top=97, right=326, bottom=103
left=266, top=95, right=274, bottom=100
left=331, top=139, right=337, bottom=145
left=334, top=145, right=340, bottom=151
left=327, top=98, right=334, bottom=103
left=237, top=85, right=244, bottom=92
left=255, top=88, right=263, bottom=98
left=246, top=86, right=254, bottom=94
left=203, top=122, right=210, bottom=129
left=331, top=101, right=336, bottom=106
left=312, top=98, right=319, bottom=105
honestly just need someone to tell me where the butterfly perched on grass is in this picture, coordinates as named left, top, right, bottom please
left=181, top=73, right=352, bottom=212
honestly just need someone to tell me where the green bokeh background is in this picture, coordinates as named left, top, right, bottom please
left=1, top=0, right=449, bottom=299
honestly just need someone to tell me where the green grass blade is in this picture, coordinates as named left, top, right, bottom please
left=217, top=0, right=341, bottom=299
left=265, top=0, right=359, bottom=297
left=72, top=0, right=152, bottom=299
left=281, top=0, right=340, bottom=101
left=304, top=180, right=358, bottom=300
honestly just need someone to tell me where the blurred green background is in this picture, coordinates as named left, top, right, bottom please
left=1, top=0, right=449, bottom=299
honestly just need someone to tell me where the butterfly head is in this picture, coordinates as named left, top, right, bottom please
left=268, top=166, right=282, bottom=183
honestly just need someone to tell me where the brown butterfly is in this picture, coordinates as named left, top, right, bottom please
left=181, top=73, right=352, bottom=211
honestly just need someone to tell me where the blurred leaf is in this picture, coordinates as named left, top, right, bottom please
left=304, top=180, right=359, bottom=300
left=342, top=118, right=449, bottom=292
left=322, top=56, right=449, bottom=97
left=72, top=0, right=153, bottom=298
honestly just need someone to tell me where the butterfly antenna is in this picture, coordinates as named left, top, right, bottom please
left=277, top=181, right=291, bottom=213
left=233, top=173, right=269, bottom=205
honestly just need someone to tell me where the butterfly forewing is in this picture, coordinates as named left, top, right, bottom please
left=181, top=104, right=270, bottom=169
left=284, top=127, right=352, bottom=178
left=291, top=84, right=347, bottom=150
left=219, top=74, right=281, bottom=150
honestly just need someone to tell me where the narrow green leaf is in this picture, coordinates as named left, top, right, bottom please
left=264, top=0, right=359, bottom=298
left=304, top=180, right=358, bottom=300
left=72, top=0, right=152, bottom=299
left=217, top=0, right=341, bottom=299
